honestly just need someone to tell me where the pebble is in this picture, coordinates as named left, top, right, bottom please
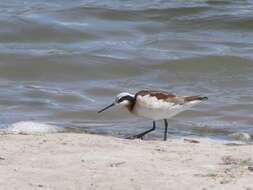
left=184, top=139, right=200, bottom=143
left=248, top=166, right=253, bottom=172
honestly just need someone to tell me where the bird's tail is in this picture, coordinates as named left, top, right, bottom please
left=184, top=96, right=208, bottom=102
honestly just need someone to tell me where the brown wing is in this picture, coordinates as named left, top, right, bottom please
left=135, top=90, right=176, bottom=100
left=136, top=90, right=207, bottom=104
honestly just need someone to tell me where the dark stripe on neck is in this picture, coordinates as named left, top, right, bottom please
left=123, top=95, right=135, bottom=111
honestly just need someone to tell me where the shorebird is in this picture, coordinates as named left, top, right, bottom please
left=98, top=90, right=207, bottom=141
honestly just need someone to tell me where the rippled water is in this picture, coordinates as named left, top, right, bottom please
left=0, top=0, right=253, bottom=140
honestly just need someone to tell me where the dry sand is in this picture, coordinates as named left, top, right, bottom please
left=0, top=133, right=252, bottom=190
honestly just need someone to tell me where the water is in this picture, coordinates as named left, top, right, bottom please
left=0, top=0, right=253, bottom=140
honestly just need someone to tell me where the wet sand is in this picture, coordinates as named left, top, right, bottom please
left=0, top=133, right=252, bottom=190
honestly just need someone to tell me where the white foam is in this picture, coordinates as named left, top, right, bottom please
left=6, top=121, right=61, bottom=134
left=229, top=132, right=252, bottom=142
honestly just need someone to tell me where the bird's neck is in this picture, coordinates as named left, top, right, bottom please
left=125, top=96, right=136, bottom=112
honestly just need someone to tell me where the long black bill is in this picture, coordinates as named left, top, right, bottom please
left=97, top=103, right=115, bottom=113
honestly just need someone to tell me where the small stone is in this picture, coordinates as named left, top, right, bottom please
left=220, top=179, right=230, bottom=184
left=221, top=156, right=238, bottom=165
left=184, top=139, right=200, bottom=143
left=109, top=161, right=126, bottom=167
left=38, top=184, right=43, bottom=187
left=248, top=166, right=253, bottom=172
left=155, top=148, right=166, bottom=152
left=0, top=157, right=5, bottom=160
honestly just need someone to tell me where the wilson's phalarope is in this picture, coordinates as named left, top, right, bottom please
left=98, top=90, right=207, bottom=141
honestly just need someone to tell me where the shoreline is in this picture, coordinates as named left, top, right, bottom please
left=0, top=133, right=252, bottom=190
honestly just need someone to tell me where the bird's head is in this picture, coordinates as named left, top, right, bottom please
left=97, top=92, right=135, bottom=113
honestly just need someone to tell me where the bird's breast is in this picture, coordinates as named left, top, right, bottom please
left=132, top=95, right=179, bottom=120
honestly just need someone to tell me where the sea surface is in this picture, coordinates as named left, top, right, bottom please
left=0, top=0, right=253, bottom=140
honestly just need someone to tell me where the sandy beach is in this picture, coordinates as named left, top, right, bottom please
left=0, top=133, right=252, bottom=190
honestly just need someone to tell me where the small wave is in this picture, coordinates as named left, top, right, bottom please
left=4, top=121, right=62, bottom=134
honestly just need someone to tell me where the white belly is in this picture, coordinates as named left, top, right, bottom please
left=132, top=95, right=201, bottom=120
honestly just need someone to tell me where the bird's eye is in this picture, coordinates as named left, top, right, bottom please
left=117, top=97, right=124, bottom=103
left=116, top=95, right=132, bottom=103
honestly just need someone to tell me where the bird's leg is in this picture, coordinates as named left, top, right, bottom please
left=127, top=121, right=156, bottom=140
left=135, top=121, right=156, bottom=139
left=163, top=119, right=168, bottom=141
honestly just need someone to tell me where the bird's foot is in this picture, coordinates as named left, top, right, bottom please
left=125, top=134, right=144, bottom=140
